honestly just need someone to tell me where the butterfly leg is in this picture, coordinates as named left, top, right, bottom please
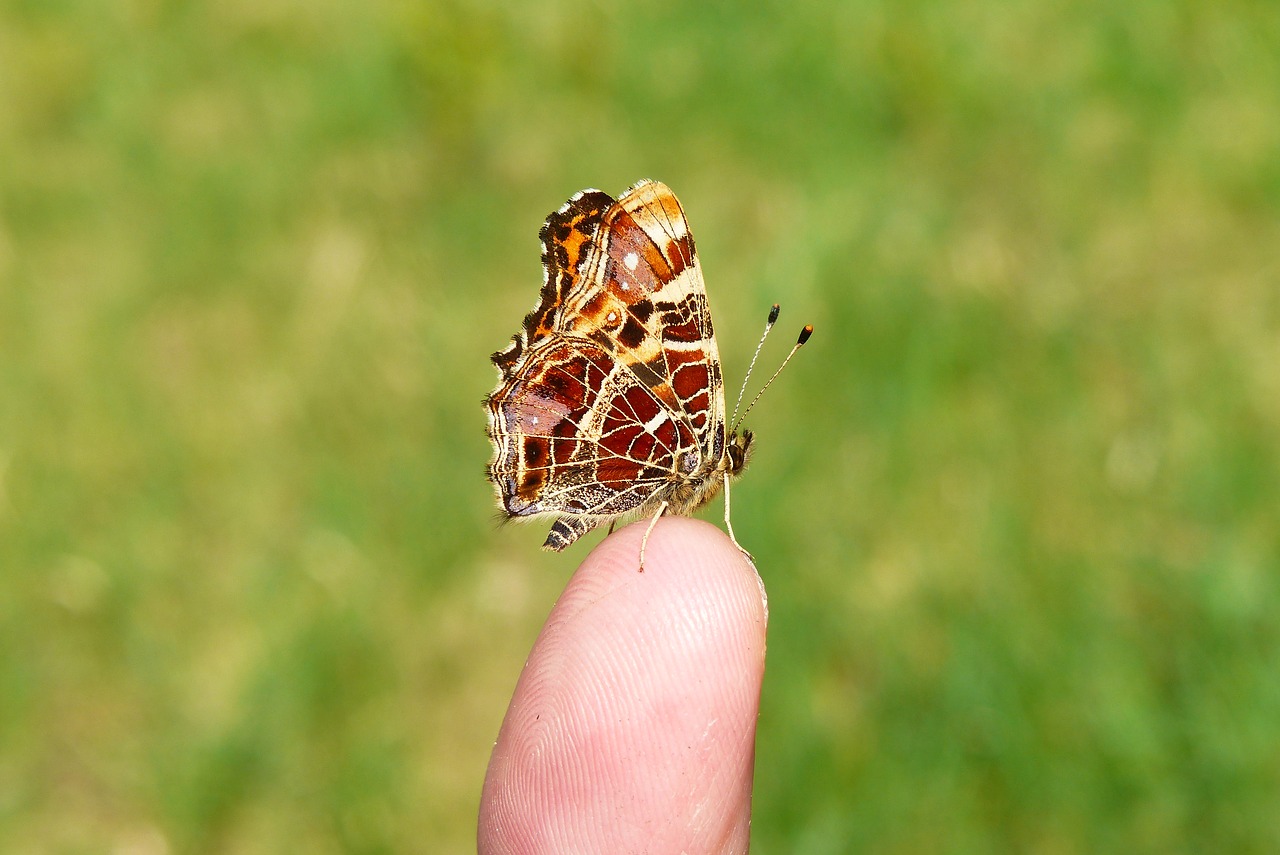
left=637, top=500, right=669, bottom=572
left=723, top=472, right=755, bottom=566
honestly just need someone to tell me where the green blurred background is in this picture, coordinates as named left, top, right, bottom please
left=3, top=0, right=1279, bottom=851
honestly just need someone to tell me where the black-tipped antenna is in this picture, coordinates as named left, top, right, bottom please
left=730, top=303, right=781, bottom=424
left=731, top=323, right=813, bottom=433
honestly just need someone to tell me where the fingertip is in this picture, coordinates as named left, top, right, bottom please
left=479, top=517, right=766, bottom=854
left=587, top=517, right=765, bottom=620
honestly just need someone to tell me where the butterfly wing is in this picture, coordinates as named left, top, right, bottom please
left=559, top=180, right=725, bottom=456
left=487, top=335, right=700, bottom=549
left=486, top=181, right=727, bottom=550
left=490, top=188, right=614, bottom=381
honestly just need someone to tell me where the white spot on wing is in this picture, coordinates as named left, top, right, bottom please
left=642, top=410, right=670, bottom=435
left=624, top=251, right=639, bottom=271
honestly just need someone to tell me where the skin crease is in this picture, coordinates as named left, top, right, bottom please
left=478, top=517, right=768, bottom=854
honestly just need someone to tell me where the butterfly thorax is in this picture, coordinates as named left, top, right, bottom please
left=663, top=428, right=753, bottom=516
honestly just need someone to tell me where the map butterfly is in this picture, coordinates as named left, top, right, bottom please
left=485, top=180, right=810, bottom=569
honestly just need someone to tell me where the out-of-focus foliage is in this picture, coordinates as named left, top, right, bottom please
left=2, top=1, right=1278, bottom=851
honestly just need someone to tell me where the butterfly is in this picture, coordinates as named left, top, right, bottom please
left=485, top=180, right=809, bottom=569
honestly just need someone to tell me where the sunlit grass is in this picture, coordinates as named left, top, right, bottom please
left=2, top=1, right=1278, bottom=851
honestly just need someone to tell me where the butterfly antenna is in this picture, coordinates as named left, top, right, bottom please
left=731, top=322, right=813, bottom=433
left=731, top=304, right=780, bottom=425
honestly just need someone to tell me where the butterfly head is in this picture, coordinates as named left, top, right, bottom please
left=726, top=429, right=754, bottom=477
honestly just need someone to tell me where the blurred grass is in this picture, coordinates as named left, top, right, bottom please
left=2, top=0, right=1279, bottom=851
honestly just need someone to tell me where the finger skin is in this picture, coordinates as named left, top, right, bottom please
left=478, top=517, right=768, bottom=855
